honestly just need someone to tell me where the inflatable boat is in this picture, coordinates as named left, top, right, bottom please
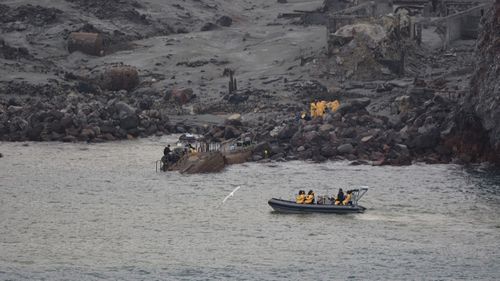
left=268, top=187, right=368, bottom=214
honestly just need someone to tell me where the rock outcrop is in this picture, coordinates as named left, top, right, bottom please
left=466, top=1, right=500, bottom=155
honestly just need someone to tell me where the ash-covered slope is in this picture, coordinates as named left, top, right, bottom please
left=0, top=0, right=230, bottom=78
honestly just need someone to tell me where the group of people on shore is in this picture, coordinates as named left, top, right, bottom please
left=296, top=99, right=341, bottom=122
left=310, top=99, right=340, bottom=118
left=295, top=188, right=352, bottom=206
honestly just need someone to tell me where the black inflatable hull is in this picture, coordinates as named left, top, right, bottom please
left=268, top=198, right=366, bottom=214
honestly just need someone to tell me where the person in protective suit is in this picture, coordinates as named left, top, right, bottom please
left=295, top=190, right=305, bottom=204
left=310, top=100, right=317, bottom=118
left=342, top=190, right=353, bottom=206
left=304, top=190, right=315, bottom=204
left=316, top=100, right=326, bottom=117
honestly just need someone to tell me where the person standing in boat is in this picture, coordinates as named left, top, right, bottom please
left=304, top=190, right=315, bottom=204
left=335, top=188, right=345, bottom=205
left=161, top=144, right=172, bottom=171
left=164, top=144, right=171, bottom=156
left=295, top=190, right=305, bottom=204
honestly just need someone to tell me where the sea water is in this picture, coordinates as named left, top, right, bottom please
left=1, top=137, right=499, bottom=280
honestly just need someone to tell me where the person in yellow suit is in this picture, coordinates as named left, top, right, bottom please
left=310, top=101, right=317, bottom=118
left=304, top=190, right=315, bottom=204
left=316, top=100, right=327, bottom=117
left=295, top=190, right=305, bottom=204
left=342, top=190, right=352, bottom=206
left=327, top=100, right=340, bottom=112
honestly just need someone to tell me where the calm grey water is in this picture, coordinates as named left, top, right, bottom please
left=1, top=137, right=500, bottom=280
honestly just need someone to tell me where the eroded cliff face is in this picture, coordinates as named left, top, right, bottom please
left=466, top=1, right=500, bottom=156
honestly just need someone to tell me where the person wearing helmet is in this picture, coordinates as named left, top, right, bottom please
left=304, top=190, right=315, bottom=204
left=295, top=190, right=305, bottom=204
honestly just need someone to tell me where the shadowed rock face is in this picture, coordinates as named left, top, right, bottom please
left=463, top=2, right=500, bottom=161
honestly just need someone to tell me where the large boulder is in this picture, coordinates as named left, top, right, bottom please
left=278, top=124, right=298, bottom=140
left=171, top=88, right=195, bottom=105
left=337, top=98, right=371, bottom=115
left=115, top=101, right=138, bottom=130
left=320, top=144, right=337, bottom=157
left=304, top=130, right=321, bottom=143
left=407, top=124, right=440, bottom=149
left=225, top=113, right=242, bottom=126
left=253, top=141, right=272, bottom=157
left=290, top=131, right=305, bottom=147
left=337, top=143, right=354, bottom=154
left=26, top=123, right=44, bottom=141
left=223, top=126, right=241, bottom=139
left=216, top=15, right=233, bottom=27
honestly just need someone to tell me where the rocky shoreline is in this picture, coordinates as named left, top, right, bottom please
left=1, top=0, right=499, bottom=166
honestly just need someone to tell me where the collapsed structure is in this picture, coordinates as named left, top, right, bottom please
left=323, top=0, right=491, bottom=79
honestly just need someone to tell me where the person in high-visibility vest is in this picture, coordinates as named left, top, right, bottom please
left=295, top=190, right=305, bottom=204
left=310, top=101, right=317, bottom=118
left=328, top=100, right=340, bottom=112
left=304, top=190, right=315, bottom=204
left=316, top=100, right=327, bottom=117
left=342, top=190, right=352, bottom=206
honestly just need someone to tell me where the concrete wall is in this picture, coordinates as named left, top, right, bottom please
left=433, top=3, right=491, bottom=48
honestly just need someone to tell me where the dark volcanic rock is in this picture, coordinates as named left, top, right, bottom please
left=467, top=2, right=500, bottom=152
left=337, top=98, right=371, bottom=115
left=0, top=40, right=32, bottom=60
left=115, top=101, right=138, bottom=130
left=320, top=144, right=337, bottom=158
left=171, top=88, right=195, bottom=105
left=408, top=124, right=440, bottom=149
left=223, top=126, right=241, bottom=139
left=337, top=143, right=354, bottom=154
left=65, top=0, right=147, bottom=22
left=216, top=16, right=233, bottom=27
left=277, top=124, right=298, bottom=140
left=0, top=4, right=62, bottom=26
left=201, top=22, right=217, bottom=31
left=253, top=141, right=272, bottom=157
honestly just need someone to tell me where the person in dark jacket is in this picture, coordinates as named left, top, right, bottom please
left=335, top=188, right=344, bottom=205
left=164, top=144, right=171, bottom=156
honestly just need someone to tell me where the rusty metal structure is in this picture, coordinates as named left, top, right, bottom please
left=100, top=66, right=139, bottom=91
left=67, top=32, right=104, bottom=56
